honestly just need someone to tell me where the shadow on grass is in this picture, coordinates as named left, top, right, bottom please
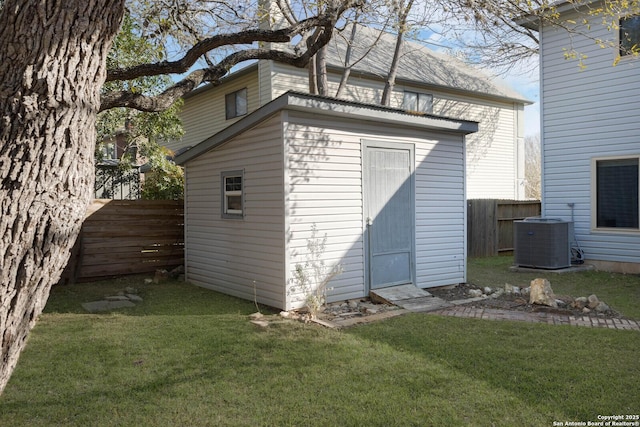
left=45, top=275, right=272, bottom=316
left=347, top=313, right=640, bottom=422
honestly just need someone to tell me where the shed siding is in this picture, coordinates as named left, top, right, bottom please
left=170, top=70, right=260, bottom=152
left=283, top=112, right=465, bottom=309
left=540, top=5, right=640, bottom=265
left=270, top=62, right=519, bottom=199
left=183, top=115, right=287, bottom=308
left=415, top=135, right=466, bottom=286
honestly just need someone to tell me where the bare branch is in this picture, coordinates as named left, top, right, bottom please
left=107, top=18, right=319, bottom=82
left=102, top=0, right=363, bottom=112
left=100, top=24, right=336, bottom=112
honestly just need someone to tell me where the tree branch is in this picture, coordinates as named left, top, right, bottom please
left=100, top=18, right=337, bottom=112
left=101, top=0, right=362, bottom=112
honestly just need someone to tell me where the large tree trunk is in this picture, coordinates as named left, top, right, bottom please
left=0, top=0, right=124, bottom=394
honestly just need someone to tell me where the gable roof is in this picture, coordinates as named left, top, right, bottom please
left=185, top=25, right=531, bottom=105
left=175, top=91, right=478, bottom=165
left=322, top=25, right=530, bottom=104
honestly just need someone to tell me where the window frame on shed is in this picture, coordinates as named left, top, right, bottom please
left=221, top=170, right=244, bottom=219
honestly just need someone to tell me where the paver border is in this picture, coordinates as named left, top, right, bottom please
left=429, top=305, right=640, bottom=330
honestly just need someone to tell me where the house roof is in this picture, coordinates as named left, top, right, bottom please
left=185, top=25, right=531, bottom=105
left=322, top=25, right=531, bottom=104
left=175, top=91, right=478, bottom=165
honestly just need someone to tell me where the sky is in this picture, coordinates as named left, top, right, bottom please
left=418, top=27, right=541, bottom=138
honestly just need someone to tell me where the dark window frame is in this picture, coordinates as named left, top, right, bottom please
left=594, top=157, right=639, bottom=230
left=619, top=14, right=640, bottom=56
left=225, top=88, right=248, bottom=120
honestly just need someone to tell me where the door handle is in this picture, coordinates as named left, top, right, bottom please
left=366, top=217, right=373, bottom=226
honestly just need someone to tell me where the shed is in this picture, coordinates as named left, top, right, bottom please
left=175, top=92, right=478, bottom=310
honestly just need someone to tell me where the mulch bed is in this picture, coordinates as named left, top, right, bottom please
left=429, top=283, right=624, bottom=319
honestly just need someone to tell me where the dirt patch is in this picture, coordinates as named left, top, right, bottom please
left=429, top=283, right=624, bottom=320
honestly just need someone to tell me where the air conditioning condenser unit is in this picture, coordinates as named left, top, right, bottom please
left=514, top=218, right=572, bottom=269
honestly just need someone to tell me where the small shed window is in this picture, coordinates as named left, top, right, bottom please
left=222, top=170, right=244, bottom=218
left=402, top=91, right=433, bottom=114
left=225, top=88, right=248, bottom=119
left=620, top=15, right=640, bottom=56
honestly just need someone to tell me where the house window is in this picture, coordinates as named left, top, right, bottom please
left=221, top=170, right=244, bottom=218
left=402, top=91, right=433, bottom=114
left=594, top=157, right=639, bottom=229
left=101, top=142, right=117, bottom=160
left=619, top=15, right=640, bottom=56
left=225, top=88, right=248, bottom=119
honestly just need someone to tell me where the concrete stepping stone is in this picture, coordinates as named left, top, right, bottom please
left=82, top=300, right=136, bottom=313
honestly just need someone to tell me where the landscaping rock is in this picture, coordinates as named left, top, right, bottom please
left=529, top=278, right=557, bottom=307
left=250, top=320, right=269, bottom=328
left=573, top=297, right=588, bottom=309
left=504, top=284, right=520, bottom=295
left=169, top=265, right=184, bottom=279
left=469, top=289, right=483, bottom=298
left=249, top=312, right=264, bottom=320
left=154, top=269, right=169, bottom=284
left=595, top=301, right=610, bottom=313
left=582, top=307, right=591, bottom=314
left=483, top=287, right=493, bottom=295
left=587, top=294, right=600, bottom=309
left=490, top=289, right=504, bottom=298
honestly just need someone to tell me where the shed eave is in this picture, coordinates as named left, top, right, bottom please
left=175, top=91, right=478, bottom=165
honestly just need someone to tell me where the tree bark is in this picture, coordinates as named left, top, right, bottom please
left=381, top=0, right=414, bottom=106
left=315, top=44, right=329, bottom=96
left=0, top=0, right=124, bottom=394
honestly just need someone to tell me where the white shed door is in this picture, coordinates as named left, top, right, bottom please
left=364, top=144, right=414, bottom=290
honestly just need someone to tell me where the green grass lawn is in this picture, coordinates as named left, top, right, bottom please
left=0, top=261, right=638, bottom=426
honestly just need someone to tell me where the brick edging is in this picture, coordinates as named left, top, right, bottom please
left=429, top=306, right=640, bottom=330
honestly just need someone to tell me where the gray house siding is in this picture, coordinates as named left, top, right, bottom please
left=539, top=4, right=640, bottom=271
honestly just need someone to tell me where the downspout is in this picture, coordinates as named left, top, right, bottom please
left=539, top=17, right=547, bottom=216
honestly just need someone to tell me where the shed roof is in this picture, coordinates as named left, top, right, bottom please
left=175, top=91, right=478, bottom=165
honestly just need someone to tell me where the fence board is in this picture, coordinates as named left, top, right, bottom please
left=468, top=199, right=541, bottom=257
left=59, top=199, right=184, bottom=283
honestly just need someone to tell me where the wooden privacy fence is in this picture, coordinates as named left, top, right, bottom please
left=60, top=199, right=184, bottom=283
left=467, top=199, right=541, bottom=257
